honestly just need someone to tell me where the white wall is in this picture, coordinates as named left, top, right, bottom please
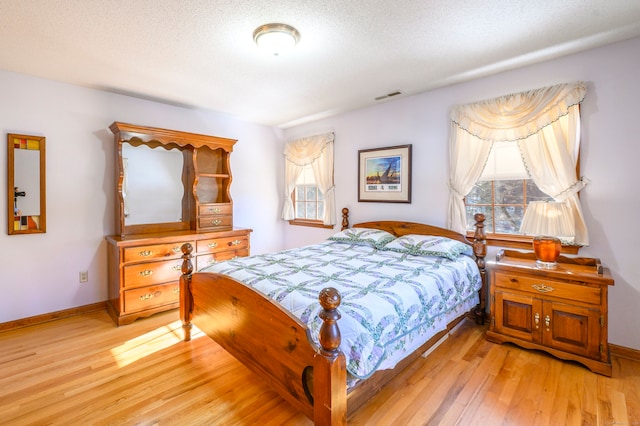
left=283, top=36, right=640, bottom=351
left=0, top=70, right=285, bottom=323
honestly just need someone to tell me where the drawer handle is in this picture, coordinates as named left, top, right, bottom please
left=207, top=242, right=218, bottom=248
left=172, top=247, right=181, bottom=253
left=534, top=313, right=540, bottom=329
left=211, top=219, right=222, bottom=225
left=139, top=270, right=153, bottom=277
left=172, top=265, right=182, bottom=271
left=208, top=207, right=221, bottom=214
left=139, top=291, right=162, bottom=301
left=139, top=250, right=153, bottom=257
left=545, top=314, right=551, bottom=331
left=532, top=284, right=555, bottom=293
left=229, top=239, right=242, bottom=246
left=172, top=288, right=179, bottom=294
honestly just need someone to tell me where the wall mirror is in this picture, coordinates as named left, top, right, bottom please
left=7, top=133, right=46, bottom=234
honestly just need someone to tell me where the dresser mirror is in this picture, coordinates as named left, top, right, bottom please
left=121, top=143, right=184, bottom=226
left=7, top=133, right=46, bottom=235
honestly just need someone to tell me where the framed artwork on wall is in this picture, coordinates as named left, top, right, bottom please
left=358, top=144, right=412, bottom=203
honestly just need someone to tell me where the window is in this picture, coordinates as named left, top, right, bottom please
left=465, top=179, right=553, bottom=234
left=282, top=132, right=335, bottom=228
left=464, top=140, right=553, bottom=235
left=448, top=82, right=589, bottom=248
left=292, top=164, right=325, bottom=225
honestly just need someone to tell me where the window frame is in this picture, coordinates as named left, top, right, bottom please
left=465, top=162, right=581, bottom=254
left=288, top=166, right=333, bottom=229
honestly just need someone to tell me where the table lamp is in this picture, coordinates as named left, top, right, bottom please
left=519, top=201, right=574, bottom=269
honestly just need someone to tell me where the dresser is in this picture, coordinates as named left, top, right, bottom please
left=486, top=249, right=614, bottom=376
left=106, top=228, right=251, bottom=326
left=106, top=122, right=250, bottom=325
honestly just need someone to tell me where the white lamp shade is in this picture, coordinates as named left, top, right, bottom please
left=520, top=201, right=574, bottom=238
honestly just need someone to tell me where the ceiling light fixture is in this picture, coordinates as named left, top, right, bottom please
left=253, top=23, right=300, bottom=56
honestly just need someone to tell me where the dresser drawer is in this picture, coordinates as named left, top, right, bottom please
left=196, top=235, right=249, bottom=254
left=123, top=259, right=183, bottom=288
left=198, top=203, right=232, bottom=216
left=123, top=241, right=190, bottom=263
left=494, top=271, right=601, bottom=305
left=197, top=215, right=233, bottom=230
left=123, top=283, right=179, bottom=313
left=196, top=249, right=250, bottom=270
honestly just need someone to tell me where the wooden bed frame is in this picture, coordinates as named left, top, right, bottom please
left=179, top=208, right=487, bottom=425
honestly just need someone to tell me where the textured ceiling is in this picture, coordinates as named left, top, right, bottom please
left=1, top=1, right=640, bottom=128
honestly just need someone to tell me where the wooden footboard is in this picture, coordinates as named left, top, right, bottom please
left=180, top=243, right=347, bottom=424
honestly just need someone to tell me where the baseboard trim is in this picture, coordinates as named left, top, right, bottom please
left=610, top=343, right=640, bottom=362
left=0, top=302, right=108, bottom=332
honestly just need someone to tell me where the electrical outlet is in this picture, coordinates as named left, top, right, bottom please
left=79, top=271, right=89, bottom=283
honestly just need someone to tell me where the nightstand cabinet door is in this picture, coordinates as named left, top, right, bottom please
left=542, top=300, right=601, bottom=360
left=494, top=291, right=542, bottom=343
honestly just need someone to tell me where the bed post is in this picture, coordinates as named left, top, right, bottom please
left=341, top=207, right=350, bottom=230
left=314, top=287, right=347, bottom=425
left=471, top=213, right=487, bottom=325
left=180, top=243, right=194, bottom=341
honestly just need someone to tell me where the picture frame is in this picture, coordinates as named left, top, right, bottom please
left=358, top=144, right=412, bottom=203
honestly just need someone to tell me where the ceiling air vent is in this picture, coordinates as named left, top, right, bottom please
left=374, top=91, right=402, bottom=101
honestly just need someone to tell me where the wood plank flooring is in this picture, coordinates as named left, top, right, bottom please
left=1, top=309, right=638, bottom=425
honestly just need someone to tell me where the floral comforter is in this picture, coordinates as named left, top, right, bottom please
left=201, top=240, right=482, bottom=379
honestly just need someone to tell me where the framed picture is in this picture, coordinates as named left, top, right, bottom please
left=358, top=144, right=412, bottom=203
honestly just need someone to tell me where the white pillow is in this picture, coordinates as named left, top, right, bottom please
left=380, top=234, right=473, bottom=260
left=327, top=227, right=396, bottom=248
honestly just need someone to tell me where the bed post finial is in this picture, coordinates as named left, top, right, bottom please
left=315, top=287, right=347, bottom=425
left=318, top=287, right=342, bottom=353
left=180, top=243, right=194, bottom=341
left=341, top=208, right=350, bottom=230
left=472, top=213, right=487, bottom=325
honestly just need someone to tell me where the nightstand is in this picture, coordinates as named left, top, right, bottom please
left=486, top=249, right=615, bottom=376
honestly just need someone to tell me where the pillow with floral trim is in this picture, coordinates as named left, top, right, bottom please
left=327, top=228, right=396, bottom=249
left=380, top=234, right=473, bottom=260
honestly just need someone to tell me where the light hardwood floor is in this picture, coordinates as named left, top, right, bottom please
left=1, top=310, right=638, bottom=425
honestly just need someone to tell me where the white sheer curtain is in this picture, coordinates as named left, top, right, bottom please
left=282, top=132, right=336, bottom=225
left=448, top=81, right=589, bottom=245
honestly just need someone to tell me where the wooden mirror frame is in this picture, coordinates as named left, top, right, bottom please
left=110, top=122, right=236, bottom=237
left=7, top=133, right=46, bottom=234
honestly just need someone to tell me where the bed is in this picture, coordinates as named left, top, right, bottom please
left=179, top=208, right=487, bottom=425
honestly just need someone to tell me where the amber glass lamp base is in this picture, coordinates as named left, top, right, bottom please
left=532, top=235, right=561, bottom=269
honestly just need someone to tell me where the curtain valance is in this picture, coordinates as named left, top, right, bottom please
left=283, top=132, right=334, bottom=166
left=450, top=81, right=586, bottom=142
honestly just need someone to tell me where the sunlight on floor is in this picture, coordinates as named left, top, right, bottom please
left=109, top=319, right=204, bottom=368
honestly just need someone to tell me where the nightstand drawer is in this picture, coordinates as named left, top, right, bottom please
left=494, top=271, right=601, bottom=305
